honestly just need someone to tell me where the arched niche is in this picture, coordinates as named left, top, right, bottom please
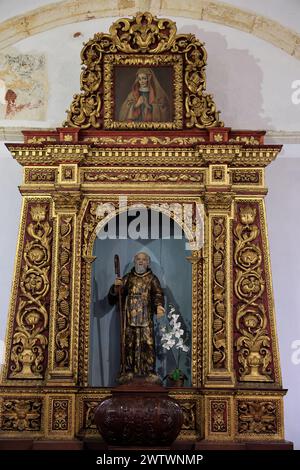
left=89, top=209, right=194, bottom=387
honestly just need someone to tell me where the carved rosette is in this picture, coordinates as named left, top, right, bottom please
left=54, top=216, right=73, bottom=368
left=64, top=12, right=221, bottom=129
left=237, top=400, right=277, bottom=434
left=233, top=203, right=274, bottom=382
left=211, top=217, right=227, bottom=368
left=7, top=202, right=52, bottom=380
left=0, top=398, right=42, bottom=432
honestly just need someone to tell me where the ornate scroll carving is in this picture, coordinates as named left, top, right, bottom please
left=55, top=216, right=73, bottom=367
left=8, top=203, right=52, bottom=379
left=229, top=136, right=260, bottom=145
left=25, top=168, right=57, bottom=184
left=238, top=400, right=277, bottom=434
left=233, top=204, right=274, bottom=382
left=82, top=136, right=205, bottom=146
left=52, top=399, right=68, bottom=431
left=212, top=217, right=226, bottom=368
left=211, top=401, right=227, bottom=432
left=82, top=169, right=204, bottom=184
left=64, top=12, right=221, bottom=129
left=231, top=169, right=261, bottom=185
left=110, top=13, right=177, bottom=54
left=1, top=399, right=42, bottom=431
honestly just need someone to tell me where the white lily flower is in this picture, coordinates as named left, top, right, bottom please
left=160, top=303, right=190, bottom=380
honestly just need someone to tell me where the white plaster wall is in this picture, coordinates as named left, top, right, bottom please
left=0, top=0, right=63, bottom=23
left=0, top=7, right=299, bottom=448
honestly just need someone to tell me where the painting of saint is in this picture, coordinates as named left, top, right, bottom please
left=116, top=67, right=173, bottom=123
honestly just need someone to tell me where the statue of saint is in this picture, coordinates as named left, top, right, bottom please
left=119, top=68, right=170, bottom=122
left=109, top=252, right=165, bottom=383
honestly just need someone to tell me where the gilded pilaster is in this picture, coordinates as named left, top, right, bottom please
left=48, top=165, right=82, bottom=384
left=204, top=164, right=235, bottom=386
left=233, top=199, right=282, bottom=385
left=2, top=198, right=53, bottom=384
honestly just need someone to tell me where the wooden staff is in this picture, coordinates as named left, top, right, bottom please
left=114, top=254, right=125, bottom=373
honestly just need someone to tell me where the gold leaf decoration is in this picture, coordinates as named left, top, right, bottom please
left=234, top=204, right=273, bottom=382
left=64, top=12, right=222, bottom=129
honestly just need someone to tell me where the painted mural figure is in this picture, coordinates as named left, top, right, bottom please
left=119, top=68, right=170, bottom=122
left=109, top=252, right=165, bottom=383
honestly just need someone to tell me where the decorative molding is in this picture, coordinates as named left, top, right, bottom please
left=5, top=143, right=282, bottom=171
left=3, top=129, right=300, bottom=144
left=82, top=168, right=204, bottom=184
left=24, top=167, right=57, bottom=184
left=230, top=169, right=262, bottom=186
left=211, top=217, right=227, bottom=369
left=54, top=216, right=74, bottom=369
left=82, top=135, right=206, bottom=145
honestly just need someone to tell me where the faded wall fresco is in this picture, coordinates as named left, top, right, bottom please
left=0, top=52, right=47, bottom=120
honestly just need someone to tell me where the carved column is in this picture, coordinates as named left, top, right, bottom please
left=47, top=164, right=82, bottom=384
left=204, top=164, right=235, bottom=386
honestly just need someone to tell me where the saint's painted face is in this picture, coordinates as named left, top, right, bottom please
left=137, top=73, right=148, bottom=88
left=134, top=253, right=149, bottom=274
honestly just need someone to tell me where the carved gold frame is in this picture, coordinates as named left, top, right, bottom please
left=64, top=12, right=222, bottom=129
left=103, top=54, right=183, bottom=129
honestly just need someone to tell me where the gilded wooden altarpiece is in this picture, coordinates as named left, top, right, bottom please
left=0, top=13, right=286, bottom=445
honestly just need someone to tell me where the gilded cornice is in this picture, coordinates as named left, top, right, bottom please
left=7, top=143, right=281, bottom=169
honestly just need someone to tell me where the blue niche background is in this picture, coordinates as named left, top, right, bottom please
left=89, top=211, right=192, bottom=387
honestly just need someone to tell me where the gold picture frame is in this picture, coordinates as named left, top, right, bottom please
left=103, top=54, right=183, bottom=130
